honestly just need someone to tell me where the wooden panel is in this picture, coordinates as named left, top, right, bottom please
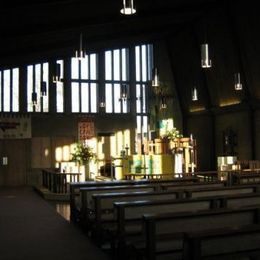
left=0, top=139, right=28, bottom=186
left=31, top=137, right=51, bottom=168
left=51, top=137, right=75, bottom=168
left=0, top=140, right=4, bottom=185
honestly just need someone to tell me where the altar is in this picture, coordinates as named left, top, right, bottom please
left=113, top=135, right=197, bottom=180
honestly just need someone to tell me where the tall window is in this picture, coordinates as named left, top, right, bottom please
left=71, top=53, right=98, bottom=113
left=135, top=44, right=153, bottom=152
left=105, top=48, right=129, bottom=113
left=0, top=68, right=19, bottom=112
left=54, top=60, right=64, bottom=113
left=27, top=63, right=49, bottom=112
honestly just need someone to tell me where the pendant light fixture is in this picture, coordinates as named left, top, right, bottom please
left=192, top=86, right=198, bottom=101
left=40, top=81, right=47, bottom=96
left=99, top=93, right=106, bottom=108
left=32, top=92, right=37, bottom=106
left=120, top=84, right=129, bottom=101
left=234, top=72, right=242, bottom=90
left=120, top=0, right=136, bottom=15
left=151, top=67, right=161, bottom=95
left=201, top=43, right=212, bottom=68
left=152, top=68, right=159, bottom=87
left=53, top=62, right=62, bottom=83
left=74, top=33, right=85, bottom=60
left=160, top=96, right=167, bottom=109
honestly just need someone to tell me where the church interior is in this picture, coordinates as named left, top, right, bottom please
left=1, top=0, right=260, bottom=259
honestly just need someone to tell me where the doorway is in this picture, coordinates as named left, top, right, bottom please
left=0, top=139, right=28, bottom=186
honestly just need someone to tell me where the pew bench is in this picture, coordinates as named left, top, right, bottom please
left=142, top=206, right=260, bottom=260
left=161, top=181, right=225, bottom=192
left=185, top=184, right=260, bottom=199
left=79, top=184, right=159, bottom=226
left=90, top=181, right=227, bottom=231
left=112, top=190, right=260, bottom=259
left=183, top=224, right=260, bottom=260
left=69, top=177, right=200, bottom=221
left=113, top=196, right=223, bottom=255
left=90, top=190, right=185, bottom=243
left=103, top=185, right=260, bottom=243
left=85, top=182, right=238, bottom=240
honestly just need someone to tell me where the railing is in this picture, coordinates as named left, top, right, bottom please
left=42, top=169, right=81, bottom=194
left=123, top=171, right=218, bottom=181
left=123, top=169, right=260, bottom=185
left=223, top=169, right=260, bottom=186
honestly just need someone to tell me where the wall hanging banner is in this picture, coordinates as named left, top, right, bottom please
left=0, top=115, right=31, bottom=139
left=78, top=118, right=95, bottom=141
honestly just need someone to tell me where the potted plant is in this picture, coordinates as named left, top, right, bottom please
left=71, top=142, right=96, bottom=180
left=161, top=128, right=183, bottom=152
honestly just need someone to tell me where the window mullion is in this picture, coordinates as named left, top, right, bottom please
left=139, top=47, right=143, bottom=115
left=111, top=51, right=115, bottom=113
left=88, top=55, right=91, bottom=113
left=79, top=60, right=82, bottom=112
left=9, top=69, right=13, bottom=112
left=33, top=65, right=36, bottom=113
left=119, top=49, right=123, bottom=113
left=40, top=63, right=44, bottom=112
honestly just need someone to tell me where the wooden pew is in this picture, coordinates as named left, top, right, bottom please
left=90, top=190, right=184, bottom=243
left=113, top=197, right=222, bottom=254
left=79, top=184, right=158, bottom=223
left=142, top=206, right=260, bottom=260
left=112, top=188, right=260, bottom=258
left=183, top=224, right=260, bottom=260
left=185, top=184, right=260, bottom=199
left=90, top=181, right=225, bottom=224
left=161, top=181, right=225, bottom=192
left=69, top=177, right=199, bottom=221
left=89, top=182, right=224, bottom=236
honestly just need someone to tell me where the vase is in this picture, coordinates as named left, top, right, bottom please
left=84, top=163, right=90, bottom=180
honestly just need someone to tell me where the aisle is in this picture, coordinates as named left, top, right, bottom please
left=0, top=186, right=109, bottom=260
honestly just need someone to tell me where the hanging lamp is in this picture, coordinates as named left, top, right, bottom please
left=99, top=93, right=106, bottom=108
left=201, top=43, right=212, bottom=68
left=192, top=86, right=198, bottom=101
left=160, top=96, right=167, bottom=109
left=53, top=62, right=62, bottom=83
left=234, top=72, right=242, bottom=90
left=40, top=81, right=47, bottom=96
left=151, top=67, right=161, bottom=95
left=32, top=92, right=37, bottom=106
left=120, top=0, right=136, bottom=15
left=74, top=33, right=85, bottom=60
left=120, top=84, right=129, bottom=101
left=152, top=68, right=159, bottom=87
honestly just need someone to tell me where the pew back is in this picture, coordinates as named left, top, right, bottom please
left=143, top=206, right=260, bottom=260
left=183, top=224, right=260, bottom=260
left=80, top=184, right=158, bottom=212
left=69, top=177, right=200, bottom=221
left=187, top=185, right=259, bottom=198
left=161, top=182, right=225, bottom=191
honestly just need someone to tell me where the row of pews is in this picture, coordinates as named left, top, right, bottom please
left=69, top=176, right=260, bottom=259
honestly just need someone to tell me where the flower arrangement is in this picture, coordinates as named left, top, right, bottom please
left=71, top=142, right=96, bottom=165
left=163, top=127, right=183, bottom=141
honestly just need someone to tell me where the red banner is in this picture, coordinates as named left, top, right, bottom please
left=78, top=120, right=94, bottom=141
